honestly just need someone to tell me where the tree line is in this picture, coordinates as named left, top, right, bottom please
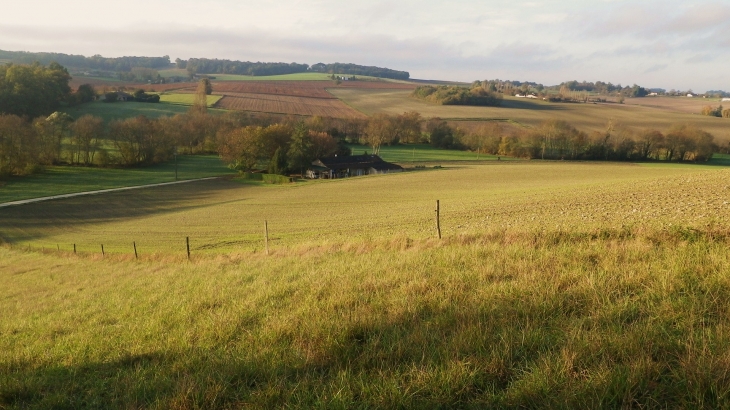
left=0, top=50, right=170, bottom=72
left=179, top=58, right=410, bottom=80
left=1, top=102, right=720, bottom=179
left=309, top=63, right=410, bottom=80
left=458, top=120, right=717, bottom=162
left=412, top=85, right=502, bottom=106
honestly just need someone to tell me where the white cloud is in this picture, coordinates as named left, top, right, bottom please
left=0, top=0, right=727, bottom=91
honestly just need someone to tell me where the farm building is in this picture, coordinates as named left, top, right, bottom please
left=98, top=91, right=133, bottom=102
left=307, top=155, right=403, bottom=179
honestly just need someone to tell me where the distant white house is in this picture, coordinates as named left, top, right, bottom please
left=648, top=92, right=658, bottom=96
left=687, top=93, right=695, bottom=97
left=515, top=94, right=525, bottom=98
left=526, top=94, right=538, bottom=99
left=722, top=98, right=730, bottom=102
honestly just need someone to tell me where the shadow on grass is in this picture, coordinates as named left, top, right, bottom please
left=0, top=179, right=245, bottom=243
left=500, top=99, right=568, bottom=111
left=1, top=293, right=725, bottom=409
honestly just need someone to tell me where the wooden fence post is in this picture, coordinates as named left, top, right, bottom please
left=435, top=200, right=441, bottom=240
left=265, top=221, right=269, bottom=256
left=133, top=242, right=138, bottom=259
left=186, top=237, right=190, bottom=260
left=73, top=244, right=77, bottom=254
left=101, top=244, right=105, bottom=257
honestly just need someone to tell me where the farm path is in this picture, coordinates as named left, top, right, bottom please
left=0, top=177, right=221, bottom=208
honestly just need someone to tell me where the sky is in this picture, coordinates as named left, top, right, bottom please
left=1, top=0, right=728, bottom=92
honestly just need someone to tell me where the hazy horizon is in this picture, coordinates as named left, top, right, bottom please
left=2, top=0, right=728, bottom=92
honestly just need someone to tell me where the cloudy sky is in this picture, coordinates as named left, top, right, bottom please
left=1, top=0, right=728, bottom=91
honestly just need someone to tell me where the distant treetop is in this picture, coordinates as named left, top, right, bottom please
left=0, top=49, right=170, bottom=72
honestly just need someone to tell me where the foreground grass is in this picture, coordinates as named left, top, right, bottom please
left=2, top=227, right=730, bottom=408
left=0, top=155, right=235, bottom=204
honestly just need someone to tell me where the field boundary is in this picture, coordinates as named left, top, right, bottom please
left=0, top=177, right=221, bottom=208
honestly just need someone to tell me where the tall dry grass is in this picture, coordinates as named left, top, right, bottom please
left=2, top=226, right=730, bottom=408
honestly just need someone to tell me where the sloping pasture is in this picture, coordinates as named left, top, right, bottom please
left=2, top=162, right=728, bottom=255
left=329, top=89, right=730, bottom=142
left=4, top=163, right=730, bottom=408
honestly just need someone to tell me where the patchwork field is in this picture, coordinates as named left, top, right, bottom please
left=329, top=89, right=730, bottom=142
left=4, top=162, right=730, bottom=408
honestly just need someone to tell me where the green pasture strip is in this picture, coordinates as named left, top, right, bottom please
left=62, top=101, right=228, bottom=122
left=347, top=143, right=513, bottom=163
left=0, top=155, right=234, bottom=204
left=158, top=93, right=222, bottom=107
left=635, top=153, right=730, bottom=168
left=3, top=226, right=730, bottom=407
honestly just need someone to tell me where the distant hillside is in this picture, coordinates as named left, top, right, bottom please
left=0, top=49, right=170, bottom=71
left=180, top=58, right=409, bottom=80
left=309, top=63, right=409, bottom=80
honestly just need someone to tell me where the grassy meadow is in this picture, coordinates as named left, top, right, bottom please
left=2, top=162, right=729, bottom=254
left=329, top=89, right=730, bottom=142
left=349, top=143, right=511, bottom=163
left=158, top=93, right=223, bottom=107
left=0, top=155, right=235, bottom=204
left=62, top=100, right=229, bottom=122
left=3, top=162, right=730, bottom=407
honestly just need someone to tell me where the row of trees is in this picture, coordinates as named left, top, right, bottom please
left=117, top=67, right=161, bottom=82
left=181, top=59, right=309, bottom=77
left=309, top=63, right=410, bottom=80
left=471, top=79, right=652, bottom=99
left=0, top=62, right=72, bottom=118
left=178, top=58, right=410, bottom=80
left=0, top=50, right=170, bottom=72
left=458, top=120, right=717, bottom=162
left=412, top=85, right=503, bottom=106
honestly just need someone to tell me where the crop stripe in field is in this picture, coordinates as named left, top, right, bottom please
left=0, top=177, right=220, bottom=208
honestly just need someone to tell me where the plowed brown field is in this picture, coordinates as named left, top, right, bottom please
left=212, top=80, right=416, bottom=99
left=216, top=94, right=366, bottom=118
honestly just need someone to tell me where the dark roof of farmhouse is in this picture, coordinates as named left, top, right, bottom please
left=313, top=155, right=402, bottom=170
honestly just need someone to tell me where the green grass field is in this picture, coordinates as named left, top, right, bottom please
left=158, top=93, right=222, bottom=107
left=329, top=89, right=730, bottom=142
left=3, top=163, right=730, bottom=407
left=2, top=162, right=727, bottom=253
left=349, top=143, right=512, bottom=162
left=0, top=155, right=235, bottom=204
left=62, top=101, right=229, bottom=122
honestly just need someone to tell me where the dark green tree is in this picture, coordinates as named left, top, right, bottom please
left=268, top=147, right=288, bottom=175
left=287, top=122, right=312, bottom=176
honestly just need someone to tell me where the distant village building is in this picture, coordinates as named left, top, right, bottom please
left=722, top=98, right=730, bottom=102
left=687, top=93, right=695, bottom=97
left=307, top=155, right=403, bottom=179
left=648, top=92, right=658, bottom=96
